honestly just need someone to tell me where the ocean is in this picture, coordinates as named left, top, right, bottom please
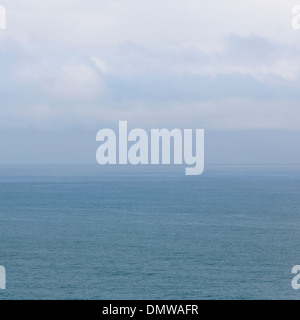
left=0, top=165, right=300, bottom=300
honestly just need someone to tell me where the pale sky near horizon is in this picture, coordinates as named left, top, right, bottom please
left=0, top=0, right=300, bottom=164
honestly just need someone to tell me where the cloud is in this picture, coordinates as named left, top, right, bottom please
left=90, top=35, right=300, bottom=81
left=4, top=0, right=298, bottom=46
left=0, top=0, right=300, bottom=132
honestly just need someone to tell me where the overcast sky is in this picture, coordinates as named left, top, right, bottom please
left=0, top=0, right=300, bottom=164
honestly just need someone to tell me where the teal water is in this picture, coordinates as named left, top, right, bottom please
left=0, top=165, right=300, bottom=300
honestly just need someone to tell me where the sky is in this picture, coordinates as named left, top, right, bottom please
left=0, top=0, right=300, bottom=165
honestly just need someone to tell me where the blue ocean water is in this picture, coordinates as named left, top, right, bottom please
left=0, top=165, right=300, bottom=300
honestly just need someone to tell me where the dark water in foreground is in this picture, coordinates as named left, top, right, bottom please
left=0, top=165, right=300, bottom=300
